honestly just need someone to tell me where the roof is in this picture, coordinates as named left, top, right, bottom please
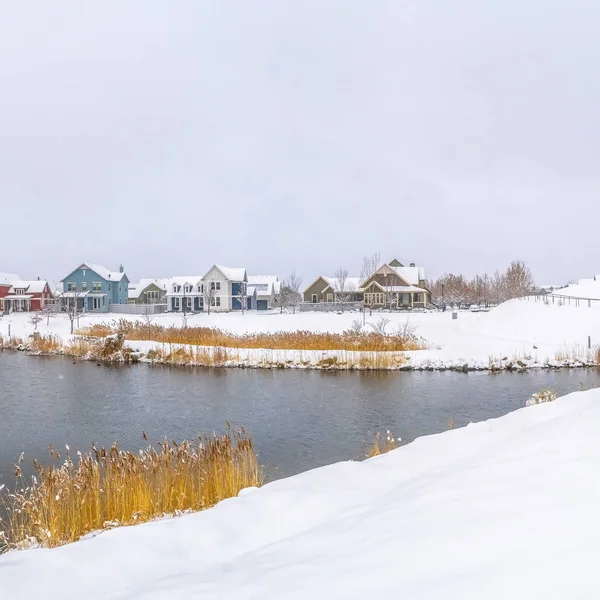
left=323, top=277, right=362, bottom=292
left=213, top=265, right=247, bottom=282
left=246, top=285, right=258, bottom=298
left=0, top=272, right=20, bottom=286
left=62, top=263, right=127, bottom=282
left=392, top=266, right=421, bottom=285
left=8, top=280, right=49, bottom=295
left=248, top=275, right=279, bottom=285
left=166, top=276, right=203, bottom=295
left=128, top=278, right=170, bottom=300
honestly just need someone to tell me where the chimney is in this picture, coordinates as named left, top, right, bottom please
left=119, top=265, right=124, bottom=273
left=410, top=262, right=415, bottom=267
left=37, top=276, right=40, bottom=280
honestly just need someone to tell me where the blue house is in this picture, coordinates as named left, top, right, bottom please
left=61, top=263, right=130, bottom=313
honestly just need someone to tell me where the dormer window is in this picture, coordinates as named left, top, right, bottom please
left=197, top=284, right=203, bottom=293
left=184, top=285, right=192, bottom=294
left=15, top=288, right=25, bottom=295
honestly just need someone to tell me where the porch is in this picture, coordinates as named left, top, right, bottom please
left=2, top=295, right=34, bottom=312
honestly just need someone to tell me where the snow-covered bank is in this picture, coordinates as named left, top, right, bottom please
left=2, top=298, right=600, bottom=370
left=2, top=389, right=600, bottom=598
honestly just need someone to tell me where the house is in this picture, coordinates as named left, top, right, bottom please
left=128, top=278, right=170, bottom=305
left=60, top=263, right=129, bottom=313
left=202, top=265, right=248, bottom=312
left=361, top=260, right=430, bottom=308
left=302, top=276, right=363, bottom=304
left=2, top=279, right=54, bottom=313
left=247, top=275, right=279, bottom=310
left=0, top=273, right=20, bottom=312
left=166, top=276, right=204, bottom=313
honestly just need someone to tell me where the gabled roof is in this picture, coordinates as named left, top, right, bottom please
left=128, top=278, right=170, bottom=300
left=166, top=276, right=203, bottom=294
left=389, top=258, right=404, bottom=267
left=392, top=266, right=420, bottom=286
left=0, top=272, right=20, bottom=286
left=62, top=262, right=127, bottom=282
left=323, top=277, right=362, bottom=293
left=204, top=265, right=247, bottom=282
left=8, top=280, right=50, bottom=295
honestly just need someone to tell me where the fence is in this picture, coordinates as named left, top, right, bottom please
left=299, top=301, right=363, bottom=313
left=109, top=303, right=168, bottom=315
left=521, top=293, right=600, bottom=308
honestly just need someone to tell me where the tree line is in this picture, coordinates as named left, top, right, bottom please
left=426, top=260, right=535, bottom=307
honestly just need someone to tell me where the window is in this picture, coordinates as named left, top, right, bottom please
left=210, top=296, right=221, bottom=307
left=327, top=293, right=333, bottom=302
left=67, top=282, right=76, bottom=292
left=92, top=297, right=101, bottom=310
left=184, top=285, right=192, bottom=294
left=210, top=281, right=221, bottom=291
left=92, top=282, right=102, bottom=292
left=184, top=297, right=192, bottom=310
left=82, top=269, right=86, bottom=276
left=311, top=294, right=318, bottom=303
left=15, top=288, right=25, bottom=295
left=414, top=293, right=421, bottom=303
left=173, top=285, right=181, bottom=294
left=81, top=282, right=87, bottom=291
left=173, top=297, right=180, bottom=310
left=197, top=284, right=203, bottom=293
left=119, top=285, right=122, bottom=292
left=146, top=290, right=159, bottom=303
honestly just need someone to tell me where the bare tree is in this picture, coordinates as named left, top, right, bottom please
left=281, top=270, right=302, bottom=314
left=235, top=282, right=246, bottom=315
left=41, top=298, right=60, bottom=326
left=360, top=252, right=381, bottom=285
left=503, top=260, right=535, bottom=300
left=333, top=267, right=352, bottom=313
left=29, top=312, right=43, bottom=331
left=202, top=276, right=219, bottom=316
left=61, top=287, right=85, bottom=334
left=139, top=305, right=155, bottom=331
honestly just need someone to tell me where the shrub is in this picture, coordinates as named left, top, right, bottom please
left=526, top=389, right=557, bottom=406
left=365, top=431, right=401, bottom=458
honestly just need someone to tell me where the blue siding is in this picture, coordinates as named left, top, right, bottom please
left=62, top=265, right=129, bottom=313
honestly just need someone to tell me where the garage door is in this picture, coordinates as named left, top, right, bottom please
left=257, top=300, right=268, bottom=311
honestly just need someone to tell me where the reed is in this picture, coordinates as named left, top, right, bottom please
left=78, top=320, right=425, bottom=352
left=365, top=431, right=400, bottom=458
left=0, top=428, right=263, bottom=551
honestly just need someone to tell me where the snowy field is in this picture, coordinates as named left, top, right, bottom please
left=2, top=389, right=600, bottom=598
left=1, top=298, right=600, bottom=368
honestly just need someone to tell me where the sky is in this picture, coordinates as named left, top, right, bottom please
left=1, top=1, right=598, bottom=286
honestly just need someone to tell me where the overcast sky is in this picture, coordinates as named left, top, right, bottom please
left=1, top=1, right=597, bottom=285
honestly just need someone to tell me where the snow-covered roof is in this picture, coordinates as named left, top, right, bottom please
left=213, top=265, right=247, bottom=282
left=392, top=266, right=421, bottom=286
left=379, top=285, right=426, bottom=293
left=323, top=277, right=362, bottom=292
left=248, top=275, right=279, bottom=285
left=246, top=285, right=258, bottom=298
left=8, top=280, right=48, bottom=294
left=128, top=278, right=170, bottom=300
left=62, top=263, right=126, bottom=282
left=0, top=272, right=20, bottom=286
left=166, top=276, right=203, bottom=295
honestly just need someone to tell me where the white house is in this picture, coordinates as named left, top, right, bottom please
left=247, top=275, right=280, bottom=310
left=202, top=265, right=248, bottom=312
left=166, top=276, right=204, bottom=313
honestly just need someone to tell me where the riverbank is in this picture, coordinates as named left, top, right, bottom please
left=2, top=299, right=600, bottom=371
left=1, top=388, right=599, bottom=598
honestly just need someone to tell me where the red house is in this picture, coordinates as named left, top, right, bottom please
left=0, top=272, right=20, bottom=312
left=1, top=279, right=54, bottom=313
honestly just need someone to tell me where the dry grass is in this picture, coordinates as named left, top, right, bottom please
left=365, top=431, right=401, bottom=458
left=78, top=320, right=425, bottom=352
left=0, top=427, right=263, bottom=551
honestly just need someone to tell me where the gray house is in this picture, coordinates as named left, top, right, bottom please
left=128, top=278, right=169, bottom=305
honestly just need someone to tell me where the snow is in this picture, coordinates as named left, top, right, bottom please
left=8, top=280, right=47, bottom=294
left=554, top=278, right=600, bottom=300
left=2, top=389, right=600, bottom=598
left=323, top=276, right=362, bottom=292
left=3, top=298, right=600, bottom=369
left=0, top=272, right=20, bottom=286
left=212, top=265, right=247, bottom=281
left=392, top=265, right=421, bottom=285
left=128, top=278, right=170, bottom=300
left=64, top=263, right=126, bottom=282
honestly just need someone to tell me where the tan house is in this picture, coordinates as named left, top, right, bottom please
left=361, top=260, right=430, bottom=308
left=128, top=278, right=170, bottom=305
left=303, top=276, right=363, bottom=304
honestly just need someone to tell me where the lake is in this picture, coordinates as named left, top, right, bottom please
left=1, top=351, right=599, bottom=486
